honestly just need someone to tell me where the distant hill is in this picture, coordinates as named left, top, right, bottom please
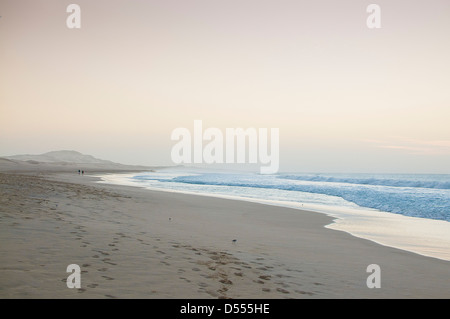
left=0, top=150, right=159, bottom=172
left=4, top=150, right=115, bottom=164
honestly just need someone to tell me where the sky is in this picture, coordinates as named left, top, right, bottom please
left=1, top=0, right=449, bottom=173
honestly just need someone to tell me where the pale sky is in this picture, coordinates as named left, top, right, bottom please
left=1, top=0, right=449, bottom=173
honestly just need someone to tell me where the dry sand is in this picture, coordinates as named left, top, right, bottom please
left=0, top=169, right=449, bottom=298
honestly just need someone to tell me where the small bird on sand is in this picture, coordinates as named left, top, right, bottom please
left=232, top=239, right=237, bottom=244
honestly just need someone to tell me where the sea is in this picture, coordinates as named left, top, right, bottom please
left=99, top=169, right=450, bottom=261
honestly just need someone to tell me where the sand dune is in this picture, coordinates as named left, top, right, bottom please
left=4, top=150, right=115, bottom=164
left=0, top=150, right=158, bottom=173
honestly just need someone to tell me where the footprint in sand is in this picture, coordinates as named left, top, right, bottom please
left=136, top=239, right=150, bottom=246
left=279, top=282, right=290, bottom=288
left=259, top=275, right=271, bottom=281
left=179, top=277, right=191, bottom=283
left=295, top=290, right=315, bottom=296
left=256, top=266, right=268, bottom=271
left=275, top=273, right=293, bottom=279
left=101, top=275, right=114, bottom=281
left=276, top=287, right=290, bottom=294
left=219, top=279, right=233, bottom=285
left=286, top=268, right=302, bottom=273
left=314, top=282, right=323, bottom=286
left=94, top=250, right=110, bottom=256
left=218, top=287, right=228, bottom=293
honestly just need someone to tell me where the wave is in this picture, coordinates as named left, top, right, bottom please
left=278, top=174, right=450, bottom=190
left=166, top=174, right=450, bottom=222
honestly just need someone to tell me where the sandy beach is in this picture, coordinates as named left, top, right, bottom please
left=0, top=168, right=449, bottom=299
left=2, top=0, right=450, bottom=302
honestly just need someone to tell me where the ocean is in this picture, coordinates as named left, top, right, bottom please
left=99, top=169, right=450, bottom=260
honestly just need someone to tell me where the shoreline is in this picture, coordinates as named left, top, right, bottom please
left=1, top=171, right=449, bottom=298
left=97, top=172, right=450, bottom=262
